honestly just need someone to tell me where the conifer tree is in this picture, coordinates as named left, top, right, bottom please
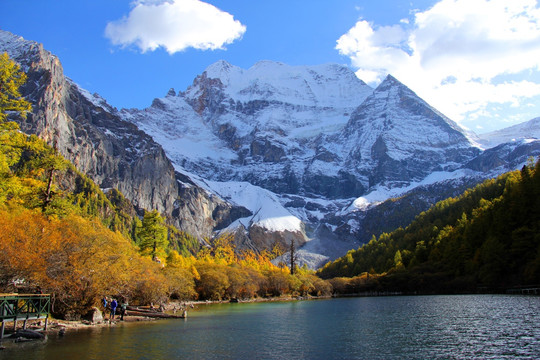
left=0, top=52, right=31, bottom=122
left=137, top=210, right=168, bottom=261
left=289, top=239, right=298, bottom=275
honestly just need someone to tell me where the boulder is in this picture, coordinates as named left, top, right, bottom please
left=83, top=307, right=104, bottom=324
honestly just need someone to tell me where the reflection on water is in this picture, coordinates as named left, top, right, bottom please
left=1, top=295, right=539, bottom=359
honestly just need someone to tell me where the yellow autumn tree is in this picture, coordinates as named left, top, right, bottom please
left=0, top=52, right=32, bottom=122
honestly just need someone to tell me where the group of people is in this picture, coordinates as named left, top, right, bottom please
left=101, top=297, right=128, bottom=321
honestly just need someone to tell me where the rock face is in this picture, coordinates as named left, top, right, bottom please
left=465, top=140, right=540, bottom=173
left=0, top=30, right=247, bottom=239
left=337, top=75, right=480, bottom=188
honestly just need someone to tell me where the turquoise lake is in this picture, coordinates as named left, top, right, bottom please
left=1, top=295, right=539, bottom=359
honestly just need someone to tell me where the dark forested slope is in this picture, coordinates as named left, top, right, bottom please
left=318, top=159, right=540, bottom=293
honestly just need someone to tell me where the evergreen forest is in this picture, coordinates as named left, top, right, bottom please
left=318, top=159, right=540, bottom=294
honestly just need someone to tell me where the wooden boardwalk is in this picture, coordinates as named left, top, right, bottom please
left=506, top=287, right=540, bottom=295
left=0, top=293, right=51, bottom=339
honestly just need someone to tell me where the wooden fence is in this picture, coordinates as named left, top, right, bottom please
left=0, top=293, right=51, bottom=339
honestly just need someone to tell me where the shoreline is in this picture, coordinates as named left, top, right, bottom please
left=0, top=295, right=330, bottom=344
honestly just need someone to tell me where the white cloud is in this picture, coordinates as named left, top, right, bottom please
left=105, top=0, right=246, bottom=54
left=337, top=0, right=540, bottom=130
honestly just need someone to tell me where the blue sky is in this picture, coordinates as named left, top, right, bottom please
left=2, top=0, right=540, bottom=134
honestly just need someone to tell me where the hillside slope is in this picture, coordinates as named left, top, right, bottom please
left=0, top=29, right=248, bottom=240
left=319, top=160, right=540, bottom=292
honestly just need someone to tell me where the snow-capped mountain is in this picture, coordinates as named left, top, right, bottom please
left=121, top=60, right=375, bottom=254
left=476, top=117, right=540, bottom=149
left=317, top=74, right=481, bottom=197
left=123, top=60, right=373, bottom=191
left=121, top=59, right=539, bottom=267
left=2, top=29, right=539, bottom=268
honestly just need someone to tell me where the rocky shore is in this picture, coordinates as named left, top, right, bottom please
left=0, top=296, right=327, bottom=346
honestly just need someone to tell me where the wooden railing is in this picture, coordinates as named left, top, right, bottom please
left=0, top=293, right=51, bottom=339
left=506, top=287, right=540, bottom=295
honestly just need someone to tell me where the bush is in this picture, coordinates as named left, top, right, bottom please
left=163, top=266, right=197, bottom=300
left=263, top=269, right=293, bottom=296
left=196, top=264, right=230, bottom=300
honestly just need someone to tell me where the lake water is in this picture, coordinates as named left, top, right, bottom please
left=1, top=295, right=539, bottom=359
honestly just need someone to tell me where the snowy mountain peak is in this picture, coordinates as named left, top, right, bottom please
left=205, top=59, right=234, bottom=72
left=0, top=30, right=46, bottom=68
left=339, top=72, right=480, bottom=188
left=372, top=74, right=428, bottom=104
left=477, top=117, right=540, bottom=149
left=4, top=29, right=540, bottom=270
left=250, top=59, right=287, bottom=71
left=376, top=74, right=402, bottom=90
left=191, top=59, right=373, bottom=108
left=203, top=60, right=239, bottom=85
left=0, top=30, right=36, bottom=55
left=365, top=74, right=469, bottom=137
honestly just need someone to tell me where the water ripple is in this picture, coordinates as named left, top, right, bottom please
left=2, top=295, right=539, bottom=359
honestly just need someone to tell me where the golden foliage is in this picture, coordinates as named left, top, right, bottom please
left=0, top=52, right=32, bottom=122
left=0, top=205, right=173, bottom=318
left=0, top=203, right=333, bottom=317
left=0, top=63, right=334, bottom=314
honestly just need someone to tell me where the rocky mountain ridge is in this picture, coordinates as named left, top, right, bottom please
left=0, top=30, right=248, bottom=239
left=476, top=117, right=540, bottom=149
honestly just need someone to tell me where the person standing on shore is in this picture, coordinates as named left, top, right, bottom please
left=102, top=297, right=108, bottom=318
left=120, top=300, right=128, bottom=321
left=110, top=298, right=118, bottom=320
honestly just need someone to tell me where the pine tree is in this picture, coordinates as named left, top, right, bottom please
left=0, top=52, right=31, bottom=122
left=137, top=210, right=168, bottom=261
left=289, top=239, right=298, bottom=275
